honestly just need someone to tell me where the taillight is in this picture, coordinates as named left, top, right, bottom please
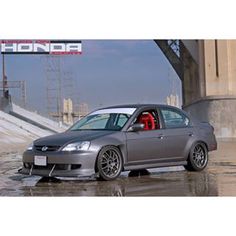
left=210, top=125, right=215, bottom=132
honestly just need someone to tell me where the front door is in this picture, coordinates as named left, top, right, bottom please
left=125, top=109, right=166, bottom=164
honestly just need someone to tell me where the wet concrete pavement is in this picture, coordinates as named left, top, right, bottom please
left=0, top=139, right=235, bottom=196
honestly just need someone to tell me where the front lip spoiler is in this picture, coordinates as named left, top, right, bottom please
left=22, top=164, right=56, bottom=177
left=18, top=166, right=96, bottom=178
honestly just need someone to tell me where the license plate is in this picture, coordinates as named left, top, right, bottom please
left=34, top=156, right=47, bottom=166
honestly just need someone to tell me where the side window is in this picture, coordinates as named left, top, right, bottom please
left=160, top=108, right=190, bottom=128
left=106, top=113, right=130, bottom=130
left=116, top=114, right=129, bottom=127
left=135, top=109, right=160, bottom=131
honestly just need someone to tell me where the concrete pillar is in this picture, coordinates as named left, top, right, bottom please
left=183, top=40, right=236, bottom=138
left=181, top=43, right=199, bottom=105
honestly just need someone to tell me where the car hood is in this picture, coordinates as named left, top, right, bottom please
left=34, top=130, right=117, bottom=147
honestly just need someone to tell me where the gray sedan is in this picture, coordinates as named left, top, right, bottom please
left=19, top=104, right=217, bottom=181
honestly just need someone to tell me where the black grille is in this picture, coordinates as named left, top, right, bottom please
left=33, top=164, right=55, bottom=170
left=33, top=164, right=71, bottom=170
left=34, top=145, right=60, bottom=152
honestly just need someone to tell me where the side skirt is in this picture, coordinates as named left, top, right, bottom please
left=123, top=161, right=187, bottom=171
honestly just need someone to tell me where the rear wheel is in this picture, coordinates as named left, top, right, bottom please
left=96, top=146, right=123, bottom=181
left=184, top=142, right=208, bottom=171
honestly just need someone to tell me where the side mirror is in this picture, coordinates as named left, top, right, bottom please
left=128, top=123, right=144, bottom=132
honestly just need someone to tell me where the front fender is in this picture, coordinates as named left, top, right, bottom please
left=91, top=132, right=128, bottom=164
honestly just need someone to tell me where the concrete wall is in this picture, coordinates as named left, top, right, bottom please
left=11, top=103, right=67, bottom=133
left=184, top=96, right=236, bottom=138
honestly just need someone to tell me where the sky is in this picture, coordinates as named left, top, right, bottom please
left=0, top=40, right=181, bottom=114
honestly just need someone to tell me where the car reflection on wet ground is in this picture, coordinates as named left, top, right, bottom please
left=0, top=139, right=235, bottom=196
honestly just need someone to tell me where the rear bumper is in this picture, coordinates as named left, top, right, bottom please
left=19, top=150, right=97, bottom=177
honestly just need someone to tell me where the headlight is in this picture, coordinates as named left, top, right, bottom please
left=27, top=143, right=33, bottom=151
left=62, top=141, right=90, bottom=151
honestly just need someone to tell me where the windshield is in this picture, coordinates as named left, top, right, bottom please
left=70, top=108, right=136, bottom=131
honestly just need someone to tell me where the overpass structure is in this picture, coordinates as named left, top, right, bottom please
left=156, top=40, right=236, bottom=138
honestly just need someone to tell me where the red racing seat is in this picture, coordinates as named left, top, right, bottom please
left=138, top=113, right=155, bottom=130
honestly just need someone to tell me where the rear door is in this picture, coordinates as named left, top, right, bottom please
left=159, top=107, right=194, bottom=160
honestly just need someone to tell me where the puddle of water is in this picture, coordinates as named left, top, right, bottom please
left=1, top=143, right=236, bottom=196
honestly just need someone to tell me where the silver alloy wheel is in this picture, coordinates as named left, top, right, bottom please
left=192, top=144, right=207, bottom=168
left=99, top=149, right=121, bottom=178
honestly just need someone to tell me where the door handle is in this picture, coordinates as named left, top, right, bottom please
left=188, top=132, right=194, bottom=137
left=158, top=134, right=164, bottom=139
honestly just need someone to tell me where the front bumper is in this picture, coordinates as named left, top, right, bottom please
left=18, top=150, right=97, bottom=177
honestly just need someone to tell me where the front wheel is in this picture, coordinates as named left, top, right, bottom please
left=184, top=142, right=208, bottom=171
left=96, top=146, right=123, bottom=181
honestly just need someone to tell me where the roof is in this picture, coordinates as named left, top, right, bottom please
left=89, top=104, right=190, bottom=118
left=100, top=104, right=180, bottom=109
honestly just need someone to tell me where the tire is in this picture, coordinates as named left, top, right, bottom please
left=96, top=146, right=123, bottom=181
left=184, top=142, right=208, bottom=172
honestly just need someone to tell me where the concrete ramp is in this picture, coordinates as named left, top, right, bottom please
left=10, top=103, right=68, bottom=133
left=0, top=111, right=54, bottom=151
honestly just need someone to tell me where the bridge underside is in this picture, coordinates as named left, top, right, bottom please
left=155, top=40, right=236, bottom=138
